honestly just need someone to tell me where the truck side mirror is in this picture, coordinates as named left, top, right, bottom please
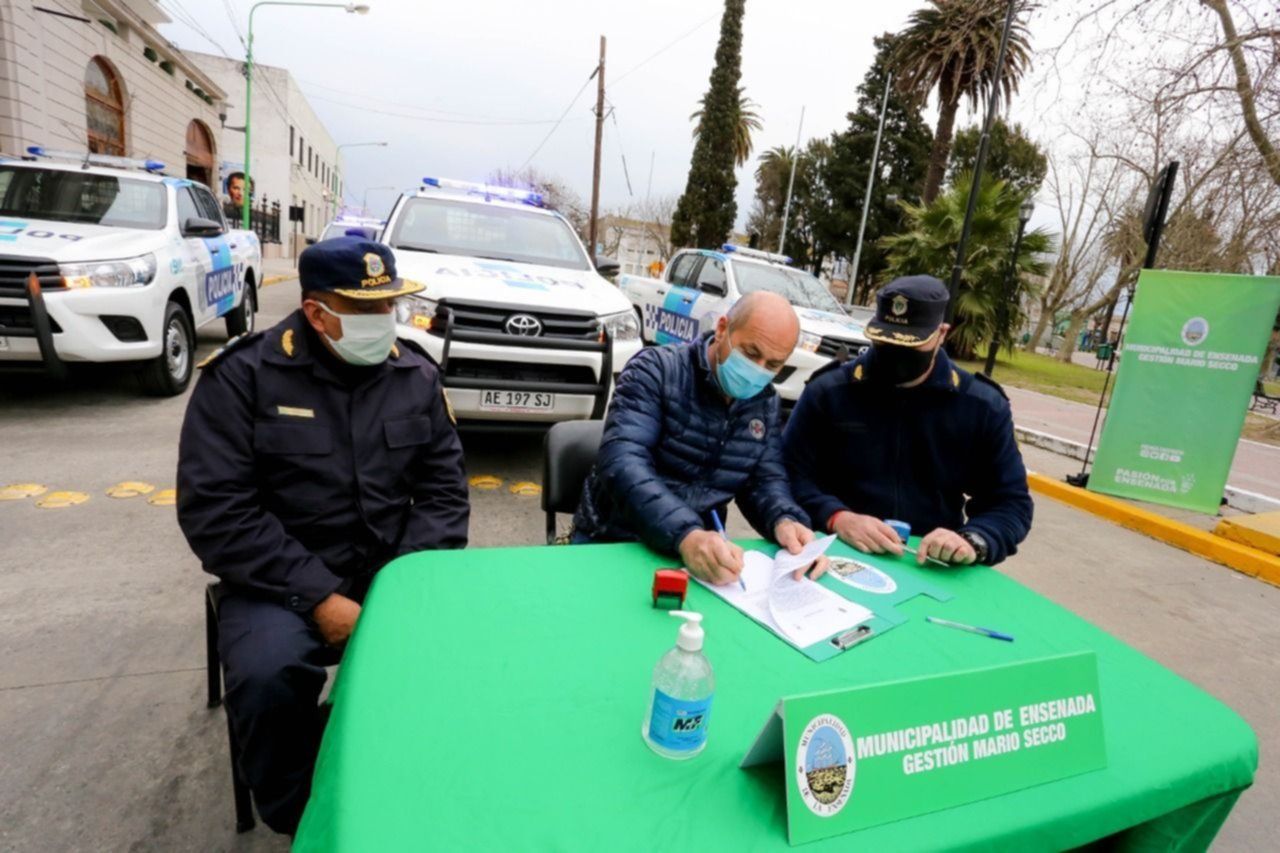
left=699, top=281, right=726, bottom=297
left=594, top=256, right=620, bottom=277
left=181, top=217, right=223, bottom=238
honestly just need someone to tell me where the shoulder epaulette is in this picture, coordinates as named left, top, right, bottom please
left=197, top=331, right=262, bottom=370
left=972, top=371, right=1009, bottom=400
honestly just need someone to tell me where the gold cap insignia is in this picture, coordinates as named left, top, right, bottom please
left=891, top=294, right=909, bottom=316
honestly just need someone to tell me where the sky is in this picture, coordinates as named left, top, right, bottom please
left=155, top=0, right=1220, bottom=238
left=158, top=0, right=924, bottom=228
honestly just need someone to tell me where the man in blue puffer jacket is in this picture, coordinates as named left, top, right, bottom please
left=573, top=291, right=826, bottom=585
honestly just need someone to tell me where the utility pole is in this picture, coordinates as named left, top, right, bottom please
left=846, top=71, right=893, bottom=306
left=588, top=35, right=606, bottom=263
left=778, top=105, right=805, bottom=256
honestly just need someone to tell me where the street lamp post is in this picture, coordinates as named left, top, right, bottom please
left=242, top=2, right=370, bottom=231
left=983, top=199, right=1034, bottom=378
left=332, top=141, right=387, bottom=219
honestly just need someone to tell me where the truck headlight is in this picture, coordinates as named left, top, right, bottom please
left=600, top=310, right=640, bottom=342
left=59, top=254, right=157, bottom=289
left=797, top=330, right=822, bottom=353
left=396, top=296, right=439, bottom=331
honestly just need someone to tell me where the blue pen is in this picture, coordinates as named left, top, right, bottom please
left=926, top=616, right=1014, bottom=642
left=709, top=509, right=746, bottom=591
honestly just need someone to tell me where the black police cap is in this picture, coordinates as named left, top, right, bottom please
left=298, top=236, right=424, bottom=300
left=865, top=275, right=949, bottom=347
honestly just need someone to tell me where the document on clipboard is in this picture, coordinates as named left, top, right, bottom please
left=696, top=535, right=873, bottom=651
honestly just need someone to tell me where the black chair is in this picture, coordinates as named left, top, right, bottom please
left=541, top=420, right=605, bottom=544
left=204, top=582, right=256, bottom=833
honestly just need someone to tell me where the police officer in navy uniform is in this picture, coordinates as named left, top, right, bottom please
left=783, top=275, right=1032, bottom=566
left=176, top=237, right=469, bottom=835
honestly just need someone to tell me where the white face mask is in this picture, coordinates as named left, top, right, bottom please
left=314, top=301, right=396, bottom=366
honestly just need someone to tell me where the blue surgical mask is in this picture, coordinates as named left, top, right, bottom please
left=716, top=347, right=776, bottom=400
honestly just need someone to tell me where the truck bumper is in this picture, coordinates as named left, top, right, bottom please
left=0, top=281, right=167, bottom=369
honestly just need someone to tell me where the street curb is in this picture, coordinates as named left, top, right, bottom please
left=261, top=273, right=296, bottom=288
left=1026, top=472, right=1280, bottom=588
left=1014, top=425, right=1280, bottom=514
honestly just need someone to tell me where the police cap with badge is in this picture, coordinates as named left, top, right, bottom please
left=864, top=275, right=949, bottom=348
left=298, top=236, right=424, bottom=299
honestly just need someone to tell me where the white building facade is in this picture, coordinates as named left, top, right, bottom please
left=0, top=0, right=225, bottom=184
left=189, top=52, right=341, bottom=254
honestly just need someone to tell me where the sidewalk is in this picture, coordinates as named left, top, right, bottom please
left=261, top=256, right=298, bottom=283
left=1005, top=385, right=1280, bottom=501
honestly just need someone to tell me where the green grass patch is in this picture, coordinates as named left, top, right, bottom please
left=955, top=350, right=1110, bottom=405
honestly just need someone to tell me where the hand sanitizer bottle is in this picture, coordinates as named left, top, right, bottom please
left=642, top=611, right=714, bottom=759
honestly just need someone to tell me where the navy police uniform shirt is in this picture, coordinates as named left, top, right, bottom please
left=176, top=309, right=469, bottom=612
left=782, top=346, right=1032, bottom=565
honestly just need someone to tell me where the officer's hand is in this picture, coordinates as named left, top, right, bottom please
left=918, top=528, right=976, bottom=566
left=313, top=593, right=362, bottom=647
left=775, top=518, right=830, bottom=580
left=679, top=530, right=745, bottom=586
left=831, top=512, right=904, bottom=556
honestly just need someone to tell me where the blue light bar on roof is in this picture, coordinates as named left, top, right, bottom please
left=721, top=243, right=792, bottom=265
left=26, top=145, right=165, bottom=173
left=422, top=176, right=543, bottom=207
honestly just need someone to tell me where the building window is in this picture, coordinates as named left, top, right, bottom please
left=184, top=119, right=215, bottom=186
left=289, top=126, right=295, bottom=157
left=307, top=146, right=312, bottom=172
left=298, top=136, right=304, bottom=166
left=84, top=57, right=125, bottom=155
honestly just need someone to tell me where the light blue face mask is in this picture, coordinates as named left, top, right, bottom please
left=716, top=346, right=777, bottom=400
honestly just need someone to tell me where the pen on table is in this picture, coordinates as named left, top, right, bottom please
left=925, top=616, right=1014, bottom=642
left=709, top=509, right=746, bottom=592
left=899, top=542, right=951, bottom=567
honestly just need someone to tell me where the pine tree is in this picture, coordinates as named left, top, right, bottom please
left=670, top=0, right=745, bottom=249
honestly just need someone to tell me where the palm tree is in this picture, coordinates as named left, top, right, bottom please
left=881, top=172, right=1053, bottom=359
left=890, top=0, right=1033, bottom=204
left=691, top=87, right=763, bottom=168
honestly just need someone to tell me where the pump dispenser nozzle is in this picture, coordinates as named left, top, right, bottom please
left=670, top=610, right=704, bottom=651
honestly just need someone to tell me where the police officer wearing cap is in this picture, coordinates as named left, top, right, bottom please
left=782, top=275, right=1032, bottom=566
left=176, top=237, right=469, bottom=835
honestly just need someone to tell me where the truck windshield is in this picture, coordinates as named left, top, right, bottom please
left=731, top=260, right=844, bottom=313
left=0, top=167, right=167, bottom=229
left=387, top=197, right=591, bottom=271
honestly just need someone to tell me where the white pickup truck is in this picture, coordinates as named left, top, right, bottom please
left=620, top=244, right=869, bottom=409
left=0, top=148, right=261, bottom=395
left=387, top=177, right=643, bottom=427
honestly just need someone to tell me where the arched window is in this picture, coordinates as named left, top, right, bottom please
left=85, top=57, right=125, bottom=155
left=185, top=119, right=215, bottom=186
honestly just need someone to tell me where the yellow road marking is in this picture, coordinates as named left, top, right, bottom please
left=35, top=490, right=89, bottom=508
left=469, top=475, right=503, bottom=490
left=106, top=481, right=156, bottom=498
left=1028, top=472, right=1280, bottom=588
left=509, top=481, right=542, bottom=497
left=0, top=483, right=47, bottom=501
left=148, top=489, right=178, bottom=506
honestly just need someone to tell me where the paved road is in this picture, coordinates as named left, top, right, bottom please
left=1, top=279, right=1276, bottom=850
left=1005, top=385, right=1280, bottom=499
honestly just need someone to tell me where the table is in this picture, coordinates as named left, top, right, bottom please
left=293, top=540, right=1256, bottom=851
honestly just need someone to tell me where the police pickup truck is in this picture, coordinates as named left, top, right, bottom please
left=0, top=147, right=262, bottom=395
left=620, top=244, right=869, bottom=409
left=388, top=177, right=642, bottom=426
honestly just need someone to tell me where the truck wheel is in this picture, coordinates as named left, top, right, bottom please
left=225, top=283, right=255, bottom=337
left=139, top=301, right=194, bottom=396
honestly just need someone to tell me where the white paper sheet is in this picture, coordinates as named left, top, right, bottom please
left=694, top=536, right=873, bottom=650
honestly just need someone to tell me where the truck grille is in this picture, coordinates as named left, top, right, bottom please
left=435, top=299, right=600, bottom=341
left=444, top=358, right=597, bottom=386
left=0, top=255, right=63, bottom=296
left=816, top=336, right=867, bottom=359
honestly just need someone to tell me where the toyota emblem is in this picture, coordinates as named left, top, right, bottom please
left=504, top=313, right=543, bottom=336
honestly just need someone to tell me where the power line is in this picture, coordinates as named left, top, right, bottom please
left=607, top=103, right=633, bottom=197
left=297, top=77, right=562, bottom=123
left=519, top=69, right=597, bottom=170
left=610, top=12, right=719, bottom=88
left=303, top=92, right=584, bottom=126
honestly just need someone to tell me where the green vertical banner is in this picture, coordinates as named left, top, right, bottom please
left=1090, top=270, right=1280, bottom=512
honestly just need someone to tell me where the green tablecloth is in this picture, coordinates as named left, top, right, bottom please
left=294, top=540, right=1256, bottom=852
